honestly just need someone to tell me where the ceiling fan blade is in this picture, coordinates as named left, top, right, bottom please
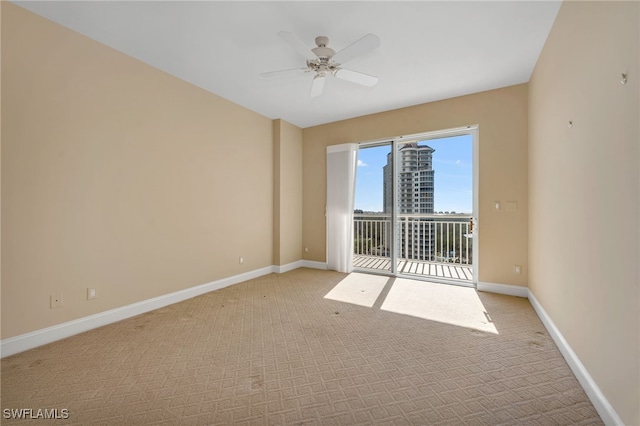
left=310, top=75, right=325, bottom=97
left=260, top=68, right=308, bottom=79
left=332, top=33, right=380, bottom=65
left=278, top=31, right=316, bottom=61
left=334, top=68, right=378, bottom=87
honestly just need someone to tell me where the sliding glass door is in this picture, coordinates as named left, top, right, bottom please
left=354, top=127, right=477, bottom=286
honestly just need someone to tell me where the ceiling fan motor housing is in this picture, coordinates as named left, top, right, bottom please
left=312, top=36, right=335, bottom=60
left=309, top=36, right=338, bottom=76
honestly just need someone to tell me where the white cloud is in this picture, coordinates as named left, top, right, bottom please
left=357, top=160, right=368, bottom=167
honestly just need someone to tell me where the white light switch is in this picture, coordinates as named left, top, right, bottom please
left=494, top=201, right=501, bottom=211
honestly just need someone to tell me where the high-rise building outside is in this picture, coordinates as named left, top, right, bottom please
left=383, top=143, right=435, bottom=260
left=383, top=143, right=435, bottom=214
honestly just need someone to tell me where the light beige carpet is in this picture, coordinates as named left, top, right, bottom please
left=1, top=268, right=602, bottom=425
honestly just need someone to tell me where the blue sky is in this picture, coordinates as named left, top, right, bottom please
left=355, top=134, right=472, bottom=213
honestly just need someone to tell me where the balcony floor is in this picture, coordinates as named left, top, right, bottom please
left=354, top=255, right=473, bottom=282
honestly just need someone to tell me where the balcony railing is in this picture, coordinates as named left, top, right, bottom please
left=354, top=214, right=473, bottom=266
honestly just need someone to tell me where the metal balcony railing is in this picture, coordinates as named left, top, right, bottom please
left=353, top=213, right=473, bottom=266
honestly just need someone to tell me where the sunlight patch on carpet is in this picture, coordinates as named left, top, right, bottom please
left=380, top=278, right=498, bottom=334
left=324, top=273, right=389, bottom=307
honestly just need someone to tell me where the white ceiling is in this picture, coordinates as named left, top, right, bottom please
left=15, top=1, right=561, bottom=128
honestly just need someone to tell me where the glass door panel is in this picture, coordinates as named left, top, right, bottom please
left=395, top=135, right=474, bottom=285
left=353, top=144, right=393, bottom=274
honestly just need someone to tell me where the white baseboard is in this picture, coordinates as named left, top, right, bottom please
left=477, top=281, right=529, bottom=298
left=1, top=265, right=275, bottom=358
left=273, top=260, right=327, bottom=273
left=300, top=260, right=328, bottom=270
left=274, top=260, right=304, bottom=273
left=528, top=291, right=623, bottom=426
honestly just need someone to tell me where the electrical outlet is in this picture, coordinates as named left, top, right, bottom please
left=239, top=256, right=244, bottom=264
left=513, top=265, right=522, bottom=274
left=87, top=288, right=96, bottom=300
left=304, top=247, right=309, bottom=253
left=50, top=293, right=63, bottom=309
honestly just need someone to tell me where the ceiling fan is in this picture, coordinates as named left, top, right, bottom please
left=261, top=31, right=380, bottom=97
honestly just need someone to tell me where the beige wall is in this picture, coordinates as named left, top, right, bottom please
left=273, top=119, right=303, bottom=266
left=1, top=3, right=274, bottom=339
left=529, top=2, right=639, bottom=424
left=303, top=84, right=529, bottom=287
